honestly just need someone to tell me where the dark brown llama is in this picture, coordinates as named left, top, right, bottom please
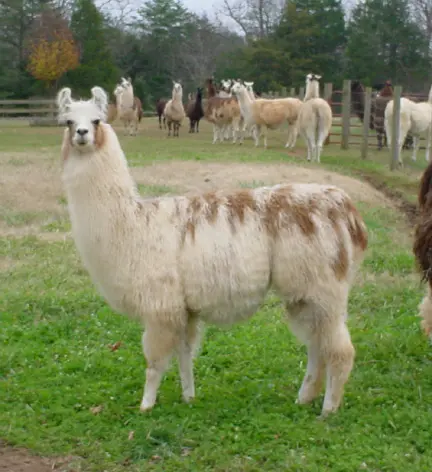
left=413, top=161, right=432, bottom=338
left=351, top=80, right=413, bottom=150
left=156, top=98, right=167, bottom=129
left=186, top=87, right=204, bottom=133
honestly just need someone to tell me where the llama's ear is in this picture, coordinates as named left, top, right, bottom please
left=90, top=86, right=108, bottom=121
left=56, top=87, right=73, bottom=120
left=316, top=75, right=322, bottom=80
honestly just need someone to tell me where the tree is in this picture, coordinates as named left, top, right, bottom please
left=346, top=0, right=430, bottom=90
left=217, top=0, right=285, bottom=41
left=66, top=0, right=118, bottom=95
left=274, top=0, right=347, bottom=86
left=26, top=7, right=79, bottom=89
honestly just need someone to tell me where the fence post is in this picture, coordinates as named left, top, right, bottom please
left=361, top=87, right=372, bottom=160
left=390, top=85, right=402, bottom=170
left=290, top=87, right=296, bottom=97
left=281, top=87, right=287, bottom=97
left=324, top=83, right=333, bottom=145
left=299, top=87, right=305, bottom=100
left=341, top=79, right=351, bottom=149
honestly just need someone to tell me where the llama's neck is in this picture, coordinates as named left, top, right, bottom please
left=172, top=91, right=183, bottom=105
left=118, top=88, right=134, bottom=110
left=62, top=125, right=138, bottom=213
left=236, top=88, right=254, bottom=120
left=304, top=82, right=320, bottom=101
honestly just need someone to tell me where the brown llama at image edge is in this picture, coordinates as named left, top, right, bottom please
left=413, top=161, right=432, bottom=338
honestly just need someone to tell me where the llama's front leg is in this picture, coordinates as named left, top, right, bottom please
left=140, top=326, right=179, bottom=411
left=411, top=136, right=419, bottom=161
left=212, top=125, right=218, bottom=144
left=253, top=125, right=261, bottom=147
left=298, top=343, right=325, bottom=405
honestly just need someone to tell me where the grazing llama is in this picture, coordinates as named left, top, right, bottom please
left=163, top=81, right=186, bottom=137
left=156, top=98, right=167, bottom=129
left=57, top=85, right=368, bottom=417
left=297, top=74, right=332, bottom=163
left=413, top=160, right=432, bottom=339
left=186, top=87, right=204, bottom=133
left=231, top=81, right=302, bottom=148
left=384, top=85, right=432, bottom=165
left=113, top=77, right=143, bottom=136
left=204, top=78, right=242, bottom=144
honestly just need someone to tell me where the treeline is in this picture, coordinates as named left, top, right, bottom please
left=0, top=0, right=430, bottom=106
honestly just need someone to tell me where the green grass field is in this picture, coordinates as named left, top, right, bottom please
left=1, top=117, right=432, bottom=471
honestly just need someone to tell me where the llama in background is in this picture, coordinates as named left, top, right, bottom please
left=156, top=98, right=167, bottom=129
left=231, top=81, right=302, bottom=148
left=113, top=77, right=143, bottom=136
left=385, top=84, right=432, bottom=165
left=297, top=73, right=332, bottom=163
left=56, top=84, right=368, bottom=417
left=186, top=87, right=204, bottom=133
left=163, top=81, right=186, bottom=137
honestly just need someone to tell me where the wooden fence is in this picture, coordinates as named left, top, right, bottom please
left=264, top=80, right=431, bottom=170
left=0, top=99, right=157, bottom=123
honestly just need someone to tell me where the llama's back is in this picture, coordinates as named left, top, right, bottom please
left=173, top=183, right=366, bottom=325
left=252, top=98, right=302, bottom=127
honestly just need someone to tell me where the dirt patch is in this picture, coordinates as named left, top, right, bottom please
left=0, top=157, right=402, bottom=238
left=132, top=161, right=396, bottom=207
left=0, top=441, right=80, bottom=472
left=357, top=173, right=419, bottom=225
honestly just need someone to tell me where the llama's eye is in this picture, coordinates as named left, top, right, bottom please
left=92, top=119, right=100, bottom=126
left=66, top=120, right=73, bottom=126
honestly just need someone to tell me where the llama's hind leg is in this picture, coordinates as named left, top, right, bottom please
left=140, top=323, right=179, bottom=411
left=286, top=298, right=354, bottom=416
left=177, top=316, right=203, bottom=403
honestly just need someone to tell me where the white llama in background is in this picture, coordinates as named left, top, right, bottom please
left=56, top=84, right=368, bottom=418
left=297, top=73, right=333, bottom=163
left=384, top=85, right=432, bottom=165
left=113, top=77, right=143, bottom=136
left=163, top=81, right=186, bottom=137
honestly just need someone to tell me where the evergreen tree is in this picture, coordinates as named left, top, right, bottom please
left=65, top=0, right=118, bottom=96
left=346, top=0, right=430, bottom=89
left=274, top=0, right=346, bottom=86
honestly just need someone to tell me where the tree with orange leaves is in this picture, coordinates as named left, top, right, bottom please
left=26, top=8, right=79, bottom=89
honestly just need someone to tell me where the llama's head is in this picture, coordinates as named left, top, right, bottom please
left=57, top=86, right=108, bottom=153
left=306, top=73, right=321, bottom=84
left=231, top=81, right=246, bottom=97
left=244, top=81, right=254, bottom=93
left=172, top=81, right=183, bottom=98
left=221, top=79, right=233, bottom=93
left=196, top=87, right=203, bottom=99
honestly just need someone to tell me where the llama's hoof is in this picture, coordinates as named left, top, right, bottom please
left=140, top=400, right=156, bottom=412
left=182, top=394, right=195, bottom=404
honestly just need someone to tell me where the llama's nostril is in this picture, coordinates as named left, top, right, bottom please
left=77, top=128, right=88, bottom=136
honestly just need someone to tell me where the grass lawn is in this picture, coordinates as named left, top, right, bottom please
left=1, top=117, right=432, bottom=471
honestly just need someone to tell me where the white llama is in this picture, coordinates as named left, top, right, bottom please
left=57, top=85, right=368, bottom=417
left=113, top=77, right=142, bottom=136
left=384, top=85, right=432, bottom=165
left=231, top=81, right=302, bottom=148
left=163, top=81, right=186, bottom=137
left=297, top=73, right=333, bottom=163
